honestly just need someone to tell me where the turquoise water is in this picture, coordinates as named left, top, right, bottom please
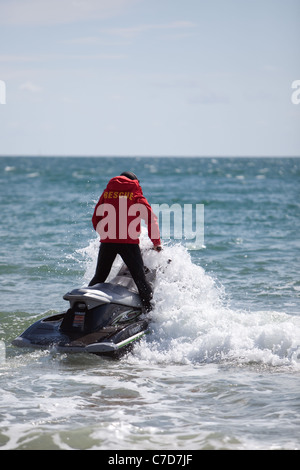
left=0, top=156, right=299, bottom=450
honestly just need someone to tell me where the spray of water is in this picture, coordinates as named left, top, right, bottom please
left=76, top=233, right=300, bottom=368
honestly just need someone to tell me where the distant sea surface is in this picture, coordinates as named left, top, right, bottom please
left=0, top=156, right=299, bottom=450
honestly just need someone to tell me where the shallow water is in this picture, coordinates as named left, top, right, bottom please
left=0, top=156, right=299, bottom=449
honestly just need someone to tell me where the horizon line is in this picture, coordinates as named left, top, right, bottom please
left=1, top=154, right=300, bottom=159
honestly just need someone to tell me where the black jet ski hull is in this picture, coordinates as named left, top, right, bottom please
left=12, top=320, right=149, bottom=356
left=12, top=262, right=155, bottom=358
left=12, top=307, right=150, bottom=357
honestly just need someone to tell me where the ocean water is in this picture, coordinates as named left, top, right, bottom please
left=0, top=156, right=299, bottom=450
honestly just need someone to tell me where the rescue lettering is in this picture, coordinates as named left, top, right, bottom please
left=103, top=191, right=134, bottom=200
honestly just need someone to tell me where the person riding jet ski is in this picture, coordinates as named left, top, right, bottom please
left=89, top=171, right=162, bottom=312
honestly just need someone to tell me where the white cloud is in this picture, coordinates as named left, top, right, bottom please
left=0, top=54, right=39, bottom=63
left=0, top=0, right=139, bottom=25
left=0, top=53, right=126, bottom=64
left=103, top=21, right=196, bottom=38
left=187, top=90, right=229, bottom=105
left=65, top=21, right=196, bottom=47
left=19, top=81, right=42, bottom=93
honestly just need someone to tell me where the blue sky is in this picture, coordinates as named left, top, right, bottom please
left=0, top=0, right=299, bottom=156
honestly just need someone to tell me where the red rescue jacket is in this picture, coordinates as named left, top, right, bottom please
left=92, top=176, right=161, bottom=246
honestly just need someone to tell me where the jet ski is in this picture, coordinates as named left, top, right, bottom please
left=12, top=261, right=156, bottom=358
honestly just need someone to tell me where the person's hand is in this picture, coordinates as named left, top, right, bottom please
left=153, top=245, right=162, bottom=252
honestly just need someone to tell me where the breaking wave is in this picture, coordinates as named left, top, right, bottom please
left=78, top=233, right=300, bottom=369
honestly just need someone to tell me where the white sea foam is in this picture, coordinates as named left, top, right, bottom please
left=78, top=232, right=300, bottom=369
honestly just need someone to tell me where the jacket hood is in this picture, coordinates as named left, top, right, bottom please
left=106, top=176, right=143, bottom=193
